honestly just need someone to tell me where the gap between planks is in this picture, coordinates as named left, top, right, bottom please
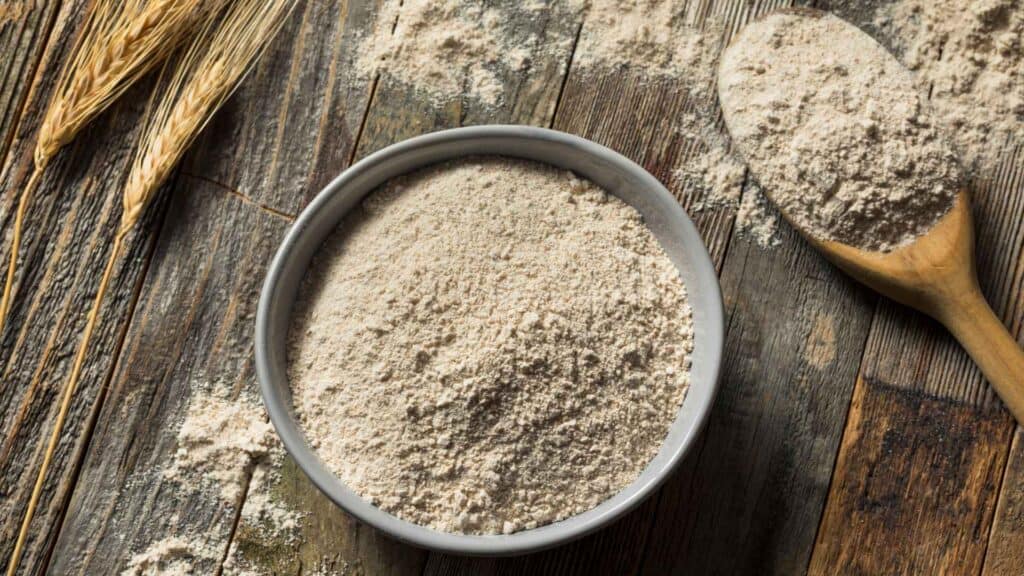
left=183, top=172, right=297, bottom=221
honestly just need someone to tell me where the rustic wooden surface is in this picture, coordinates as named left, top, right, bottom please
left=0, top=1, right=172, bottom=574
left=0, top=0, right=1021, bottom=574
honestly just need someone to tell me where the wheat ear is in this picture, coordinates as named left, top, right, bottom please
left=0, top=0, right=213, bottom=340
left=6, top=1, right=297, bottom=574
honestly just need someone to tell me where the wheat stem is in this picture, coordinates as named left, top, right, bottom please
left=5, top=230, right=125, bottom=576
left=0, top=163, right=47, bottom=339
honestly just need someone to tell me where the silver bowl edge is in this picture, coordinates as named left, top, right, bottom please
left=254, top=125, right=724, bottom=556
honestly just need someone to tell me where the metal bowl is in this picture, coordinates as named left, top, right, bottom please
left=255, top=125, right=724, bottom=556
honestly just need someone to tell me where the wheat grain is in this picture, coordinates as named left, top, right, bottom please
left=121, top=0, right=296, bottom=233
left=5, top=1, right=296, bottom=574
left=36, top=0, right=213, bottom=165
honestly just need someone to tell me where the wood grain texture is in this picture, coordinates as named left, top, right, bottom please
left=182, top=0, right=384, bottom=217
left=0, top=1, right=174, bottom=573
left=809, top=3, right=1024, bottom=571
left=424, top=501, right=658, bottom=576
left=809, top=380, right=1012, bottom=575
left=53, top=0, right=582, bottom=574
left=47, top=179, right=287, bottom=575
left=974, top=143, right=1024, bottom=576
left=641, top=220, right=875, bottom=575
left=353, top=0, right=579, bottom=159
left=0, top=0, right=61, bottom=163
left=984, top=426, right=1024, bottom=576
left=2, top=0, right=1020, bottom=574
left=47, top=1, right=390, bottom=574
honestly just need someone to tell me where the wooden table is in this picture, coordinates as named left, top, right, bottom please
left=1, top=0, right=1022, bottom=574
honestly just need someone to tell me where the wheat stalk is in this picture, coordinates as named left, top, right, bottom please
left=0, top=0, right=213, bottom=341
left=5, top=1, right=296, bottom=574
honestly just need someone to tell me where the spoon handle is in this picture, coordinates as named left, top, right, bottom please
left=942, top=289, right=1024, bottom=424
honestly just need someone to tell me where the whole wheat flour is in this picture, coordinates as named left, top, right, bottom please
left=354, top=0, right=776, bottom=247
left=576, top=0, right=719, bottom=80
left=719, top=11, right=962, bottom=251
left=121, top=536, right=217, bottom=576
left=165, top=386, right=277, bottom=502
left=876, top=0, right=1023, bottom=174
left=289, top=157, right=694, bottom=534
left=575, top=1, right=778, bottom=247
left=123, top=380, right=303, bottom=576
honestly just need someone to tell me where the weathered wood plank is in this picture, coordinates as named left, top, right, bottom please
left=47, top=1, right=390, bottom=574
left=634, top=11, right=891, bottom=565
left=810, top=160, right=1024, bottom=574
left=809, top=380, right=1012, bottom=574
left=0, top=1, right=175, bottom=573
left=353, top=0, right=578, bottom=159
left=628, top=6, right=882, bottom=552
left=641, top=221, right=876, bottom=575
left=0, top=0, right=61, bottom=163
left=984, top=426, right=1024, bottom=576
left=183, top=0, right=384, bottom=217
left=19, top=1, right=1019, bottom=574
left=47, top=180, right=287, bottom=576
left=808, top=3, right=1024, bottom=571
left=423, top=502, right=657, bottom=576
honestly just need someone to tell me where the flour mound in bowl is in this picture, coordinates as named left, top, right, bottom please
left=718, top=11, right=963, bottom=252
left=288, top=157, right=694, bottom=535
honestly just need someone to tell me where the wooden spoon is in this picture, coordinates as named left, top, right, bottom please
left=717, top=10, right=1024, bottom=424
left=801, top=190, right=1024, bottom=423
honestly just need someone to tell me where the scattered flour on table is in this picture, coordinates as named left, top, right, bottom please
left=735, top=182, right=783, bottom=249
left=236, top=464, right=302, bottom=542
left=290, top=157, right=694, bottom=535
left=164, top=386, right=277, bottom=502
left=355, top=0, right=776, bottom=247
left=576, top=0, right=720, bottom=80
left=719, top=11, right=962, bottom=251
left=876, top=0, right=1024, bottom=175
left=355, top=0, right=559, bottom=105
left=121, top=536, right=217, bottom=576
left=576, top=1, right=778, bottom=246
left=124, top=381, right=304, bottom=575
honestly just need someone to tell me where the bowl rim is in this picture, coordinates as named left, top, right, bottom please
left=255, top=125, right=724, bottom=556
